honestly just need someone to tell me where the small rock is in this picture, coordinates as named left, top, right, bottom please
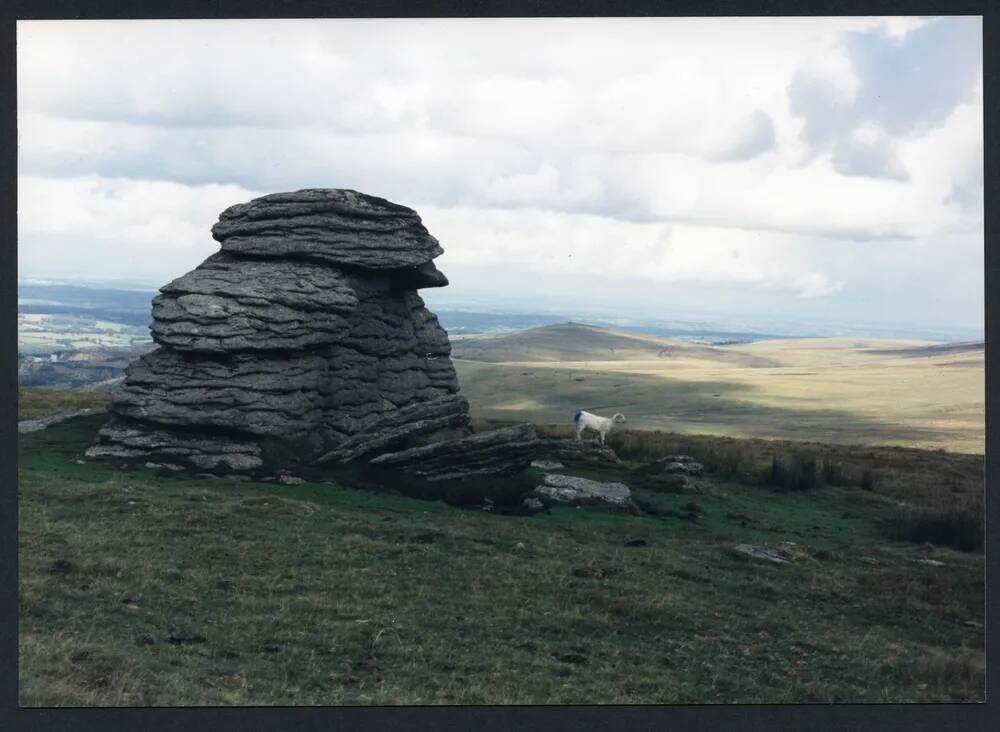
left=521, top=497, right=544, bottom=512
left=531, top=474, right=632, bottom=507
left=964, top=620, right=984, bottom=630
left=624, top=539, right=648, bottom=547
left=530, top=459, right=565, bottom=470
left=645, top=473, right=701, bottom=494
left=277, top=474, right=307, bottom=485
left=481, top=498, right=495, bottom=513
left=515, top=542, right=526, bottom=551
left=553, top=651, right=588, bottom=664
left=411, top=532, right=435, bottom=544
left=732, top=544, right=792, bottom=564
left=916, top=558, right=946, bottom=567
left=727, top=512, right=753, bottom=523
left=48, top=559, right=74, bottom=575
left=640, top=455, right=704, bottom=477
left=860, top=557, right=880, bottom=565
left=137, top=633, right=158, bottom=645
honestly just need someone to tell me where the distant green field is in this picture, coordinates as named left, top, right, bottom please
left=18, top=416, right=984, bottom=705
left=18, top=313, right=152, bottom=355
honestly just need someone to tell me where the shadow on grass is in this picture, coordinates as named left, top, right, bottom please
left=457, top=362, right=955, bottom=448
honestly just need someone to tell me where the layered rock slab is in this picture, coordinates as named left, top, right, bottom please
left=212, top=189, right=444, bottom=268
left=151, top=253, right=358, bottom=353
left=368, top=423, right=541, bottom=481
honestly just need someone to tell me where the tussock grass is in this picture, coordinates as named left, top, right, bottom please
left=524, top=422, right=980, bottom=512
left=880, top=499, right=984, bottom=552
left=911, top=647, right=985, bottom=700
left=18, top=415, right=984, bottom=705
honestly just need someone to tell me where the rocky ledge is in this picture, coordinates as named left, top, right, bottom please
left=537, top=437, right=623, bottom=465
left=369, top=423, right=541, bottom=481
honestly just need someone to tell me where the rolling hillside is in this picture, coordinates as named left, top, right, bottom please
left=452, top=326, right=985, bottom=454
left=450, top=323, right=777, bottom=368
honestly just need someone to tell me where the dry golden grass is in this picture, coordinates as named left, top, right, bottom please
left=17, top=388, right=111, bottom=421
left=456, top=336, right=984, bottom=454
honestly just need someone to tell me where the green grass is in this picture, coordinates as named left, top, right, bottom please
left=19, top=416, right=984, bottom=705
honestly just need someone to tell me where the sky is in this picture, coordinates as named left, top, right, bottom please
left=17, top=17, right=984, bottom=338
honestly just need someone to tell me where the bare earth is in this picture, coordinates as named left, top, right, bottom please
left=453, top=326, right=984, bottom=454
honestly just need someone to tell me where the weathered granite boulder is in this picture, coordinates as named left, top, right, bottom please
left=531, top=473, right=633, bottom=507
left=87, top=189, right=472, bottom=474
left=369, top=423, right=541, bottom=481
left=538, top=437, right=623, bottom=465
left=639, top=454, right=704, bottom=477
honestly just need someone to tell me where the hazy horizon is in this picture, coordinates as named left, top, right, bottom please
left=16, top=275, right=983, bottom=343
left=17, top=17, right=984, bottom=339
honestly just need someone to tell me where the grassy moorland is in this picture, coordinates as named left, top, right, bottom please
left=17, top=388, right=111, bottom=421
left=18, top=411, right=984, bottom=706
left=453, top=324, right=985, bottom=454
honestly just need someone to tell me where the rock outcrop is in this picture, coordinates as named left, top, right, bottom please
left=19, top=407, right=106, bottom=435
left=537, top=437, right=623, bottom=465
left=369, top=423, right=541, bottom=481
left=87, top=189, right=472, bottom=474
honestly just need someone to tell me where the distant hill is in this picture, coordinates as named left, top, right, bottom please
left=450, top=323, right=778, bottom=367
left=18, top=283, right=156, bottom=327
left=862, top=341, right=985, bottom=358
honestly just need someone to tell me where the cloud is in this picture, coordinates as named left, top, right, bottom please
left=832, top=136, right=909, bottom=181
left=706, top=110, right=777, bottom=162
left=14, top=17, right=984, bottom=333
left=422, top=204, right=850, bottom=299
left=789, top=16, right=982, bottom=181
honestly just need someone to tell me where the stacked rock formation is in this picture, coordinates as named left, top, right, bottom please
left=87, top=189, right=537, bottom=477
